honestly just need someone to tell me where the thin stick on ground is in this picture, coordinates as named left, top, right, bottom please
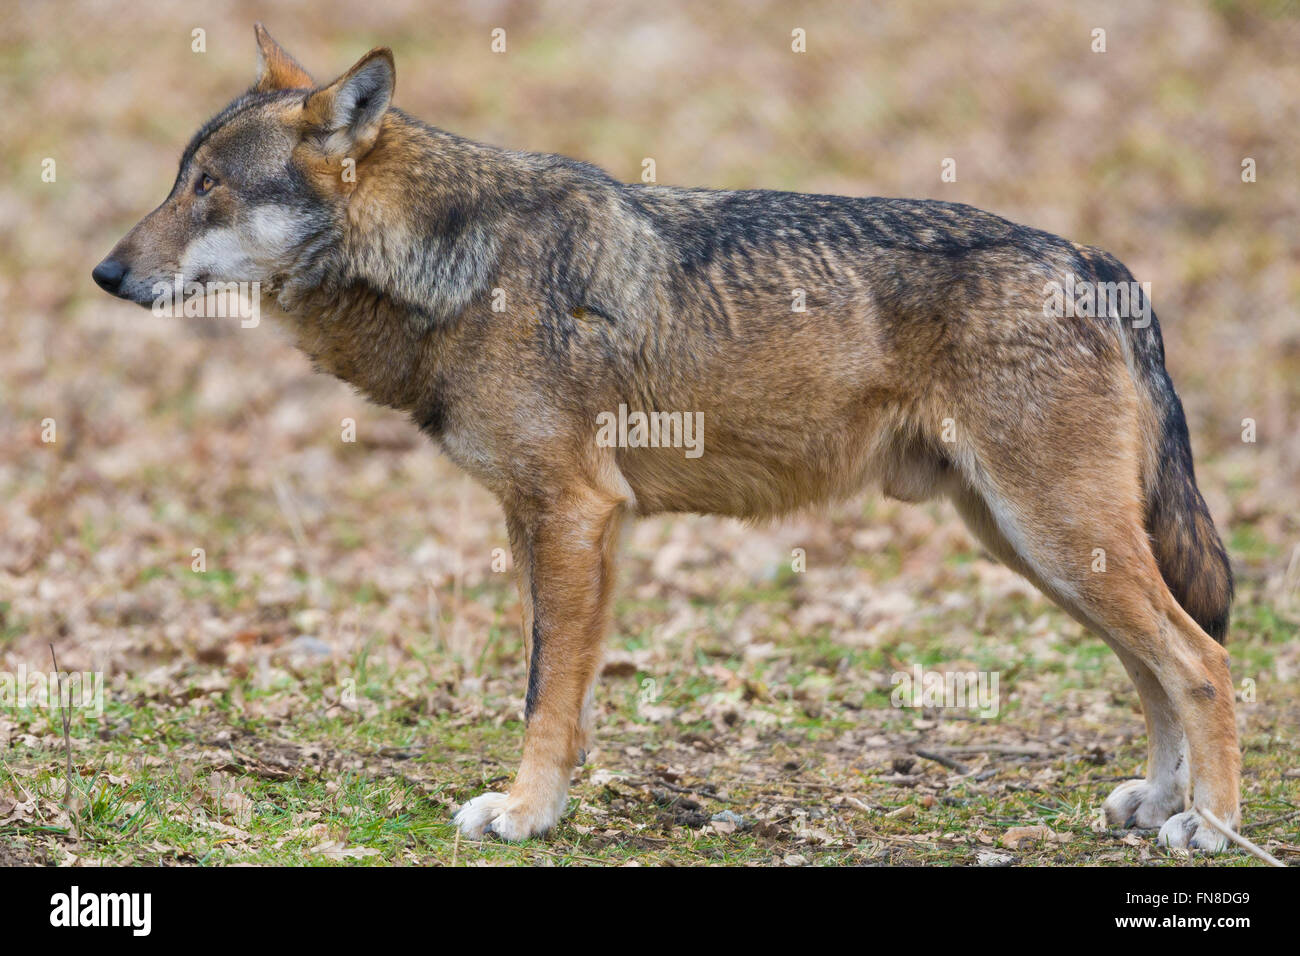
left=48, top=643, right=73, bottom=810
left=923, top=745, right=1059, bottom=758
left=1198, top=807, right=1285, bottom=867
left=913, top=749, right=970, bottom=774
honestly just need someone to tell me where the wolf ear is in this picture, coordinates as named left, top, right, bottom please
left=253, top=23, right=314, bottom=92
left=302, top=48, right=395, bottom=159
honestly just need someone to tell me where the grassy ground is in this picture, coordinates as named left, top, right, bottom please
left=1, top=0, right=1298, bottom=865
left=2, top=522, right=1298, bottom=866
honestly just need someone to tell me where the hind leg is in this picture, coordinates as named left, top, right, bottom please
left=1147, top=604, right=1240, bottom=850
left=929, top=300, right=1236, bottom=847
left=1037, top=521, right=1235, bottom=849
left=950, top=488, right=1190, bottom=828
left=1073, top=541, right=1240, bottom=850
left=949, top=447, right=1238, bottom=849
left=1102, top=654, right=1189, bottom=828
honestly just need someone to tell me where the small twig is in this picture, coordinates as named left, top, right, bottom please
left=925, top=744, right=1058, bottom=758
left=48, top=643, right=74, bottom=811
left=853, top=826, right=964, bottom=851
left=756, top=780, right=850, bottom=790
left=1244, top=808, right=1300, bottom=832
left=269, top=471, right=323, bottom=604
left=1199, top=808, right=1285, bottom=867
left=913, top=749, right=970, bottom=774
left=646, top=779, right=736, bottom=804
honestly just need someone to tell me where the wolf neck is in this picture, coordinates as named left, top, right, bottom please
left=278, top=115, right=514, bottom=411
left=334, top=115, right=510, bottom=324
left=282, top=111, right=666, bottom=415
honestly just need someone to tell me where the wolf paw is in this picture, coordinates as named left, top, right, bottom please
left=1157, top=810, right=1231, bottom=852
left=1102, top=779, right=1185, bottom=829
left=452, top=791, right=562, bottom=842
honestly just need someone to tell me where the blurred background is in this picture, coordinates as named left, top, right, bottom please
left=0, top=0, right=1296, bottom=864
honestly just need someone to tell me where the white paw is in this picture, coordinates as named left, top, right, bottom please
left=1103, top=779, right=1185, bottom=829
left=452, top=791, right=564, bottom=841
left=453, top=791, right=511, bottom=838
left=1157, top=810, right=1230, bottom=852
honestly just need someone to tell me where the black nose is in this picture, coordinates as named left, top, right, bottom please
left=92, top=259, right=128, bottom=294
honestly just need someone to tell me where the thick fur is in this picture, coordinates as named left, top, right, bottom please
left=94, top=27, right=1240, bottom=850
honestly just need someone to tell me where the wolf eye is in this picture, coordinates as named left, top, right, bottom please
left=195, top=173, right=217, bottom=196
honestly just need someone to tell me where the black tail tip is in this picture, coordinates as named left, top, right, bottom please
left=1205, top=614, right=1229, bottom=644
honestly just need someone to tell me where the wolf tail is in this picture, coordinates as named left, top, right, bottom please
left=1089, top=251, right=1234, bottom=642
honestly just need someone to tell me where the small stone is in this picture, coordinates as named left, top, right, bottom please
left=288, top=635, right=331, bottom=657
left=711, top=810, right=746, bottom=828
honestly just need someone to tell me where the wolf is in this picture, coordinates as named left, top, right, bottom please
left=93, top=26, right=1239, bottom=850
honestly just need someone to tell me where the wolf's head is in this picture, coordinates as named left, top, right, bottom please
left=92, top=25, right=395, bottom=308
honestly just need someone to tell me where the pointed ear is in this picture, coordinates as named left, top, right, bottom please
left=253, top=23, right=314, bottom=92
left=302, top=48, right=395, bottom=158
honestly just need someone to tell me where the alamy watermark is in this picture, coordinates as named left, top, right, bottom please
left=1, top=665, right=105, bottom=718
left=595, top=403, right=704, bottom=459
left=891, top=664, right=999, bottom=718
left=151, top=275, right=260, bottom=327
left=1042, top=273, right=1151, bottom=328
left=50, top=886, right=150, bottom=936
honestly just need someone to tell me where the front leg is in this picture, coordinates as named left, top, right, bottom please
left=454, top=485, right=625, bottom=840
